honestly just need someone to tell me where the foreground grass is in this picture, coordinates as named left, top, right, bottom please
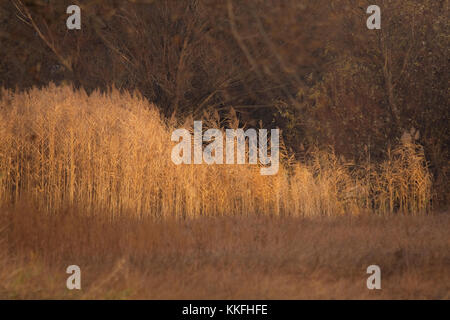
left=1, top=203, right=448, bottom=299
left=0, top=85, right=445, bottom=299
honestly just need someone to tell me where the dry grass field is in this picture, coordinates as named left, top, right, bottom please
left=0, top=85, right=447, bottom=299
left=0, top=85, right=433, bottom=217
left=0, top=0, right=448, bottom=301
left=1, top=204, right=449, bottom=299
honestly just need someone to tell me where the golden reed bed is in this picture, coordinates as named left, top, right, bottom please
left=0, top=85, right=446, bottom=300
left=0, top=84, right=432, bottom=218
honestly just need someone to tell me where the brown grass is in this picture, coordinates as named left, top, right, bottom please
left=0, top=85, right=432, bottom=217
left=0, top=203, right=448, bottom=299
left=0, top=85, right=444, bottom=300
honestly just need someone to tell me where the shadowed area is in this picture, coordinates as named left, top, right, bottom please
left=1, top=202, right=449, bottom=299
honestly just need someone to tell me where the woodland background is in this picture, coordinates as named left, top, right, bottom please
left=0, top=0, right=448, bottom=206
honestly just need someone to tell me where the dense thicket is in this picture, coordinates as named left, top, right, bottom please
left=0, top=0, right=448, bottom=205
